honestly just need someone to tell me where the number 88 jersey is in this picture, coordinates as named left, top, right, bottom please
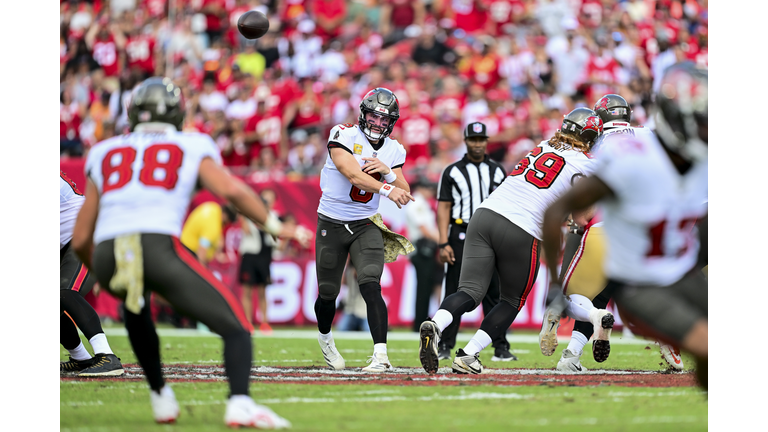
left=85, top=130, right=222, bottom=245
left=479, top=140, right=597, bottom=240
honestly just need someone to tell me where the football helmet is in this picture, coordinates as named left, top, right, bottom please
left=358, top=88, right=400, bottom=141
left=593, top=94, right=632, bottom=128
left=654, top=62, right=708, bottom=163
left=561, top=107, right=604, bottom=145
left=128, top=77, right=185, bottom=131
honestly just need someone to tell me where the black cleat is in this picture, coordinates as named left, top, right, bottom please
left=437, top=343, right=451, bottom=361
left=78, top=353, right=125, bottom=377
left=419, top=320, right=441, bottom=374
left=61, top=356, right=97, bottom=373
left=592, top=311, right=615, bottom=363
left=491, top=344, right=518, bottom=362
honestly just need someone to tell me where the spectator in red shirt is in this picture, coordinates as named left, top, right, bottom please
left=380, top=0, right=426, bottom=44
left=60, top=88, right=85, bottom=157
left=200, top=0, right=228, bottom=45
left=85, top=17, right=126, bottom=78
left=307, top=0, right=348, bottom=42
left=125, top=28, right=159, bottom=80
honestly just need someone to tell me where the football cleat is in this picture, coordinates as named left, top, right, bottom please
left=590, top=309, right=614, bottom=363
left=225, top=395, right=291, bottom=429
left=491, top=342, right=518, bottom=362
left=150, top=386, right=179, bottom=424
left=539, top=307, right=561, bottom=356
left=78, top=353, right=125, bottom=377
left=318, top=334, right=345, bottom=370
left=60, top=356, right=97, bottom=373
left=659, top=343, right=685, bottom=371
left=557, top=349, right=588, bottom=372
left=418, top=320, right=441, bottom=374
left=362, top=353, right=392, bottom=373
left=452, top=349, right=483, bottom=375
left=437, top=343, right=451, bottom=361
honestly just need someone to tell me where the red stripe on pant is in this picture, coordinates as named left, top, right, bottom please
left=171, top=237, right=254, bottom=334
left=562, top=227, right=589, bottom=291
left=71, top=264, right=88, bottom=292
left=518, top=238, right=539, bottom=310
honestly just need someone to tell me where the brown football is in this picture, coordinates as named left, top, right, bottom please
left=237, top=10, right=270, bottom=40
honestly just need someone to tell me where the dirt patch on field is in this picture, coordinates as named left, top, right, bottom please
left=61, top=364, right=699, bottom=388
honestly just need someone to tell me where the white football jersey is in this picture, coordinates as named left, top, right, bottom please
left=317, top=124, right=406, bottom=221
left=60, top=172, right=85, bottom=249
left=480, top=140, right=597, bottom=240
left=595, top=131, right=708, bottom=286
left=85, top=130, right=222, bottom=244
left=589, top=125, right=655, bottom=228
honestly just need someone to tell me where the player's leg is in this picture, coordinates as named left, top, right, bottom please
left=612, top=271, right=708, bottom=389
left=60, top=311, right=96, bottom=373
left=410, top=246, right=435, bottom=332
left=254, top=251, right=273, bottom=333
left=559, top=287, right=613, bottom=371
left=483, top=270, right=517, bottom=361
left=420, top=212, right=496, bottom=374
left=349, top=223, right=391, bottom=372
left=439, top=225, right=465, bottom=356
left=314, top=218, right=352, bottom=370
left=238, top=253, right=258, bottom=326
left=60, top=244, right=122, bottom=376
left=454, top=214, right=540, bottom=374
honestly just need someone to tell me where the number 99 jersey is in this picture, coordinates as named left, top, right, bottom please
left=317, top=123, right=406, bottom=221
left=85, top=130, right=222, bottom=245
left=480, top=140, right=597, bottom=240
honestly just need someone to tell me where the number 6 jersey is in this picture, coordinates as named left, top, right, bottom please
left=317, top=123, right=406, bottom=221
left=480, top=140, right=597, bottom=240
left=85, top=129, right=222, bottom=244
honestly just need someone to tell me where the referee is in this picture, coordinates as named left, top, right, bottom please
left=435, top=122, right=516, bottom=361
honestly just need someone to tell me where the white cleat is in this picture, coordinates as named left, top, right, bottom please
left=590, top=309, right=614, bottom=363
left=659, top=343, right=685, bottom=371
left=150, top=385, right=180, bottom=424
left=539, top=307, right=561, bottom=356
left=451, top=349, right=483, bottom=374
left=318, top=334, right=345, bottom=370
left=556, top=349, right=588, bottom=372
left=225, top=395, right=291, bottom=429
left=362, top=352, right=392, bottom=373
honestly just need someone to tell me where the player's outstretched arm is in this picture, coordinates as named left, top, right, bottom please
left=72, top=179, right=101, bottom=269
left=199, top=157, right=311, bottom=246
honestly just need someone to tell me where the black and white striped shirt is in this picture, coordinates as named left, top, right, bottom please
left=437, top=154, right=507, bottom=224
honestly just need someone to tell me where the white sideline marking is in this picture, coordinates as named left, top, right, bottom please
left=103, top=328, right=652, bottom=345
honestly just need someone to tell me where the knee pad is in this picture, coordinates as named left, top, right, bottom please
left=357, top=263, right=383, bottom=286
left=317, top=283, right=340, bottom=301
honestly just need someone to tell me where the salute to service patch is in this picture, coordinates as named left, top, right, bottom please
left=354, top=144, right=363, bottom=155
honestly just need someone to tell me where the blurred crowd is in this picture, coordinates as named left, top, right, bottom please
left=60, top=0, right=708, bottom=181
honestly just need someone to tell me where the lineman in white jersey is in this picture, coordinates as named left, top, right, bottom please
left=418, top=108, right=603, bottom=374
left=314, top=88, right=414, bottom=373
left=60, top=171, right=124, bottom=377
left=540, top=94, right=661, bottom=371
left=542, top=62, right=708, bottom=390
left=72, top=77, right=308, bottom=428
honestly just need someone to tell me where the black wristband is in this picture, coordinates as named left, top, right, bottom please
left=438, top=242, right=450, bottom=249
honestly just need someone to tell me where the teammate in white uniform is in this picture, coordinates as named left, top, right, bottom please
left=541, top=62, right=708, bottom=389
left=540, top=94, right=660, bottom=371
left=72, top=77, right=308, bottom=428
left=418, top=108, right=603, bottom=374
left=60, top=171, right=124, bottom=377
left=314, top=88, right=414, bottom=373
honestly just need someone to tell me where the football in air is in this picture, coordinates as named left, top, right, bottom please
left=237, top=10, right=270, bottom=40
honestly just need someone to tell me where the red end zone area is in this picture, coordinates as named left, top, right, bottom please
left=61, top=364, right=699, bottom=388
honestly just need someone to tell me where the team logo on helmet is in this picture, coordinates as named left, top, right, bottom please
left=595, top=96, right=610, bottom=111
left=584, top=116, right=604, bottom=134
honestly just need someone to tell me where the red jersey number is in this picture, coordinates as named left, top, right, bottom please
left=509, top=147, right=566, bottom=189
left=646, top=217, right=698, bottom=258
left=102, top=144, right=185, bottom=194
left=350, top=172, right=382, bottom=204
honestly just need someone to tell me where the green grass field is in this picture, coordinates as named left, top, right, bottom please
left=61, top=326, right=707, bottom=431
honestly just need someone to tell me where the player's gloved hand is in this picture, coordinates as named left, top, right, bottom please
left=545, top=282, right=568, bottom=318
